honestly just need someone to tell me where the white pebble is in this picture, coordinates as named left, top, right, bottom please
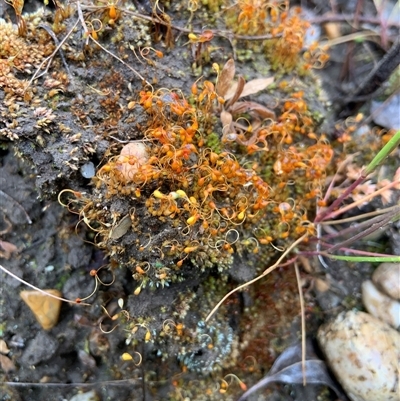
left=372, top=262, right=400, bottom=300
left=318, top=310, right=400, bottom=401
left=80, top=162, right=95, bottom=179
left=362, top=280, right=400, bottom=329
left=69, top=390, right=99, bottom=401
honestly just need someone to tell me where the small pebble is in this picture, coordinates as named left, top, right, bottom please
left=80, top=162, right=95, bottom=178
left=372, top=262, right=400, bottom=300
left=20, top=289, right=62, bottom=330
left=371, top=94, right=400, bottom=130
left=44, top=265, right=55, bottom=272
left=362, top=280, right=400, bottom=329
left=69, top=390, right=99, bottom=401
left=318, top=310, right=400, bottom=401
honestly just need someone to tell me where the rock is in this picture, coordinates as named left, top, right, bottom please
left=20, top=331, right=58, bottom=366
left=372, top=262, right=400, bottom=300
left=371, top=93, right=400, bottom=130
left=80, top=162, right=95, bottom=178
left=20, top=289, right=62, bottom=330
left=69, top=390, right=100, bottom=401
left=317, top=310, right=400, bottom=401
left=362, top=280, right=400, bottom=329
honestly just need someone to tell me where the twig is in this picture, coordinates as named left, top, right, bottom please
left=294, top=262, right=306, bottom=386
left=301, top=246, right=396, bottom=258
left=76, top=0, right=90, bottom=39
left=326, top=247, right=396, bottom=258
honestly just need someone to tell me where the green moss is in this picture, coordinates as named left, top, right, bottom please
left=55, top=272, right=70, bottom=291
left=204, top=132, right=221, bottom=153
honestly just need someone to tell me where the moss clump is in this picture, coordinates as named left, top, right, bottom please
left=62, top=70, right=333, bottom=295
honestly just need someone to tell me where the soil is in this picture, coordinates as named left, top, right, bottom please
left=0, top=1, right=399, bottom=401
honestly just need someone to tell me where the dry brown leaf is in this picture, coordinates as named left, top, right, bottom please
left=220, top=110, right=233, bottom=136
left=230, top=101, right=276, bottom=120
left=225, top=77, right=274, bottom=102
left=0, top=240, right=18, bottom=260
left=109, top=214, right=131, bottom=239
left=240, top=77, right=274, bottom=98
left=20, top=290, right=62, bottom=330
left=216, top=59, right=236, bottom=98
left=220, top=109, right=233, bottom=127
left=0, top=354, right=16, bottom=372
left=225, top=76, right=246, bottom=108
left=0, top=339, right=10, bottom=354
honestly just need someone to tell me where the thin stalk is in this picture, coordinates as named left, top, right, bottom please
left=334, top=247, right=396, bottom=258
left=89, top=36, right=151, bottom=86
left=205, top=234, right=307, bottom=322
left=25, top=18, right=80, bottom=91
left=320, top=31, right=380, bottom=48
left=326, top=209, right=398, bottom=253
left=301, top=248, right=396, bottom=258
left=0, top=264, right=89, bottom=306
left=319, top=204, right=400, bottom=225
left=317, top=178, right=400, bottom=223
left=320, top=207, right=399, bottom=241
left=321, top=153, right=359, bottom=205
left=309, top=14, right=400, bottom=27
left=315, top=176, right=367, bottom=222
left=323, top=254, right=400, bottom=262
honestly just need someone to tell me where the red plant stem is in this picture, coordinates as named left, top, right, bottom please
left=323, top=210, right=395, bottom=253
left=333, top=247, right=396, bottom=257
left=314, top=174, right=367, bottom=222
left=327, top=181, right=400, bottom=221
left=318, top=212, right=393, bottom=240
